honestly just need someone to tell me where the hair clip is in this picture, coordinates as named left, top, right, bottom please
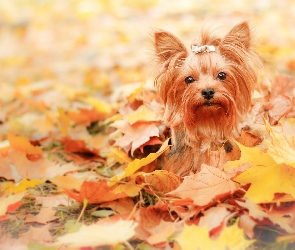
left=191, top=45, right=215, bottom=54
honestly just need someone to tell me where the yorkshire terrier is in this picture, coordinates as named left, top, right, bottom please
left=152, top=22, right=261, bottom=176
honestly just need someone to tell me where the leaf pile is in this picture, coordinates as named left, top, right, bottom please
left=1, top=0, right=295, bottom=249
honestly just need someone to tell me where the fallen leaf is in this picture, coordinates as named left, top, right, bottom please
left=137, top=170, right=181, bottom=194
left=237, top=199, right=295, bottom=233
left=25, top=207, right=59, bottom=224
left=234, top=163, right=295, bottom=203
left=264, top=119, right=295, bottom=166
left=109, top=138, right=169, bottom=186
left=65, top=180, right=128, bottom=204
left=55, top=219, right=137, bottom=247
left=198, top=206, right=231, bottom=232
left=2, top=179, right=44, bottom=195
left=113, top=120, right=159, bottom=155
left=176, top=222, right=254, bottom=250
left=50, top=175, right=83, bottom=191
left=125, top=105, right=160, bottom=124
left=168, top=164, right=236, bottom=206
left=0, top=192, right=26, bottom=216
left=7, top=134, right=43, bottom=157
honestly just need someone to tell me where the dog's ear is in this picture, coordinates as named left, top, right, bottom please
left=219, top=22, right=253, bottom=65
left=222, top=22, right=251, bottom=49
left=154, top=31, right=187, bottom=65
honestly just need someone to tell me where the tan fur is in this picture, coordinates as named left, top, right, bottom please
left=152, top=22, right=261, bottom=176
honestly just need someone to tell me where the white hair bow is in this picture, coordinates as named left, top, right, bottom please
left=191, top=45, right=215, bottom=53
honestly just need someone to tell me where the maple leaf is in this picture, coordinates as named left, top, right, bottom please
left=55, top=219, right=137, bottom=247
left=198, top=206, right=231, bottom=232
left=264, top=119, right=295, bottom=166
left=19, top=225, right=53, bottom=244
left=227, top=142, right=295, bottom=203
left=237, top=199, right=295, bottom=233
left=137, top=170, right=181, bottom=194
left=7, top=134, right=43, bottom=157
left=176, top=222, right=254, bottom=250
left=49, top=175, right=83, bottom=191
left=109, top=138, right=169, bottom=186
left=100, top=198, right=135, bottom=214
left=125, top=105, right=160, bottom=124
left=266, top=95, right=292, bottom=123
left=25, top=207, right=59, bottom=224
left=112, top=120, right=159, bottom=155
left=1, top=179, right=44, bottom=195
left=0, top=192, right=26, bottom=216
left=168, top=164, right=236, bottom=206
left=65, top=180, right=128, bottom=204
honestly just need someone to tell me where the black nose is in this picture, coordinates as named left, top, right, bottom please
left=201, top=88, right=215, bottom=100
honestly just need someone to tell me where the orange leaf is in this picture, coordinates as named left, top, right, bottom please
left=7, top=134, right=42, bottom=156
left=137, top=170, right=181, bottom=194
left=65, top=180, right=128, bottom=204
left=168, top=164, right=236, bottom=206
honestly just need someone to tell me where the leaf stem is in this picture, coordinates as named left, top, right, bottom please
left=77, top=198, right=88, bottom=222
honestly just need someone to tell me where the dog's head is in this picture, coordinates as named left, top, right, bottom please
left=152, top=22, right=260, bottom=143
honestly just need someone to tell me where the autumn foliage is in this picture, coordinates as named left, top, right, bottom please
left=1, top=1, right=295, bottom=249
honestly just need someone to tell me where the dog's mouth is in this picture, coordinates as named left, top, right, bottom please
left=202, top=101, right=221, bottom=107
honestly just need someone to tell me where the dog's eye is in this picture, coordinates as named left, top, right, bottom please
left=217, top=72, right=226, bottom=80
left=185, top=76, right=195, bottom=84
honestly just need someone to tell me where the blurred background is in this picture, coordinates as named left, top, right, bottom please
left=0, top=0, right=294, bottom=92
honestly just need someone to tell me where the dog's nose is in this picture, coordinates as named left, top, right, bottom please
left=201, top=88, right=215, bottom=100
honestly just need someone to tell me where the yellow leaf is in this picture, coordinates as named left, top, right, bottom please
left=109, top=139, right=169, bottom=186
left=176, top=224, right=214, bottom=250
left=176, top=222, right=254, bottom=250
left=225, top=141, right=276, bottom=171
left=218, top=221, right=255, bottom=250
left=127, top=84, right=144, bottom=102
left=235, top=163, right=295, bottom=203
left=225, top=141, right=295, bottom=203
left=83, top=97, right=112, bottom=114
left=2, top=179, right=44, bottom=195
left=264, top=119, right=295, bottom=167
left=108, top=147, right=132, bottom=164
left=58, top=108, right=71, bottom=136
left=125, top=105, right=159, bottom=125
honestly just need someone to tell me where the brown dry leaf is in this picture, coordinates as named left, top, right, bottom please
left=25, top=207, right=59, bottom=224
left=100, top=198, right=135, bottom=214
left=137, top=170, right=181, bottom=194
left=0, top=149, right=79, bottom=181
left=168, top=164, right=237, bottom=206
left=113, top=120, right=159, bottom=155
left=267, top=95, right=292, bottom=123
left=146, top=220, right=179, bottom=246
left=19, top=225, right=53, bottom=245
left=198, top=206, right=231, bottom=232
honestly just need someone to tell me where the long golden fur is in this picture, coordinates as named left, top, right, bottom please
left=152, top=22, right=261, bottom=176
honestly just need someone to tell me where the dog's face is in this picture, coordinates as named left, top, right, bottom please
left=153, top=22, right=259, bottom=143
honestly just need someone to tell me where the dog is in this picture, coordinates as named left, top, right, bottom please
left=151, top=21, right=261, bottom=176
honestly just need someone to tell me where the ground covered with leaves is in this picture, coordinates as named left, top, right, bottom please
left=1, top=0, right=295, bottom=249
